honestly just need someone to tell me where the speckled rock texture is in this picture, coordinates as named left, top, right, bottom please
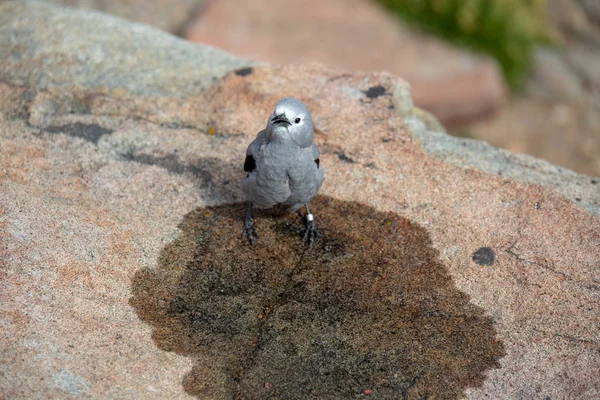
left=44, top=0, right=209, bottom=34
left=185, top=0, right=507, bottom=128
left=1, top=1, right=599, bottom=399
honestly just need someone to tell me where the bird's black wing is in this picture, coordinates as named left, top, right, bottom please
left=244, top=129, right=266, bottom=174
left=244, top=155, right=256, bottom=172
left=312, top=143, right=320, bottom=169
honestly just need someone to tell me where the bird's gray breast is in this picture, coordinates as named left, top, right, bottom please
left=243, top=141, right=322, bottom=209
left=241, top=143, right=292, bottom=208
left=281, top=145, right=323, bottom=206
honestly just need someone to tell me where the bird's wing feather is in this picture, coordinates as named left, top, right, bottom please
left=244, top=155, right=256, bottom=172
left=246, top=129, right=267, bottom=156
left=244, top=129, right=267, bottom=172
left=311, top=142, right=320, bottom=168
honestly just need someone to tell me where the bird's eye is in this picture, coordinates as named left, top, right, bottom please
left=294, top=118, right=301, bottom=124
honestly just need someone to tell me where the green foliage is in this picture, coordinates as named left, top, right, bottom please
left=376, top=0, right=555, bottom=89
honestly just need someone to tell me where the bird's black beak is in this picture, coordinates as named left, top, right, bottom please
left=271, top=113, right=291, bottom=126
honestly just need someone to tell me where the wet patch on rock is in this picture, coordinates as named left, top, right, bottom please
left=122, top=153, right=241, bottom=201
left=159, top=121, right=196, bottom=130
left=44, top=122, right=114, bottom=144
left=122, top=153, right=187, bottom=175
left=334, top=151, right=357, bottom=164
left=130, top=197, right=505, bottom=399
left=235, top=67, right=254, bottom=77
left=472, top=247, right=496, bottom=266
left=363, top=85, right=387, bottom=99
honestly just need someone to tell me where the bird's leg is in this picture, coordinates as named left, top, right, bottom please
left=242, top=202, right=258, bottom=245
left=302, top=204, right=319, bottom=247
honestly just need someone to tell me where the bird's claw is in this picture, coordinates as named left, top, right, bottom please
left=242, top=216, right=258, bottom=245
left=302, top=219, right=319, bottom=247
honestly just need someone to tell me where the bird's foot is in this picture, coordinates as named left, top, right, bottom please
left=302, top=214, right=319, bottom=247
left=242, top=215, right=258, bottom=245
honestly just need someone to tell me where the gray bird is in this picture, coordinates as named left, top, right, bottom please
left=241, top=97, right=324, bottom=246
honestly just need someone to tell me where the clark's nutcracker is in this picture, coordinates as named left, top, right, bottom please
left=241, top=97, right=324, bottom=246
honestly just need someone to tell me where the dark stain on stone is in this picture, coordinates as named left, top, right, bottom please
left=160, top=122, right=195, bottom=130
left=235, top=67, right=254, bottom=77
left=591, top=179, right=598, bottom=185
left=335, top=151, right=357, bottom=164
left=123, top=153, right=240, bottom=201
left=18, top=88, right=35, bottom=121
left=44, top=122, right=114, bottom=144
left=123, top=153, right=186, bottom=174
left=363, top=85, right=387, bottom=99
left=130, top=196, right=505, bottom=399
left=327, top=73, right=353, bottom=83
left=472, top=247, right=496, bottom=266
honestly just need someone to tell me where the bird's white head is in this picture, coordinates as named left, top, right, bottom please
left=266, top=97, right=314, bottom=148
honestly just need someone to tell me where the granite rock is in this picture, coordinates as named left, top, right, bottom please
left=184, top=0, right=507, bottom=128
left=470, top=1, right=600, bottom=178
left=43, top=0, right=209, bottom=34
left=462, top=95, right=600, bottom=179
left=1, top=1, right=599, bottom=399
left=0, top=0, right=249, bottom=96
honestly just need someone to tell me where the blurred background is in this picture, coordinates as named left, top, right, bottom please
left=49, top=0, right=600, bottom=177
